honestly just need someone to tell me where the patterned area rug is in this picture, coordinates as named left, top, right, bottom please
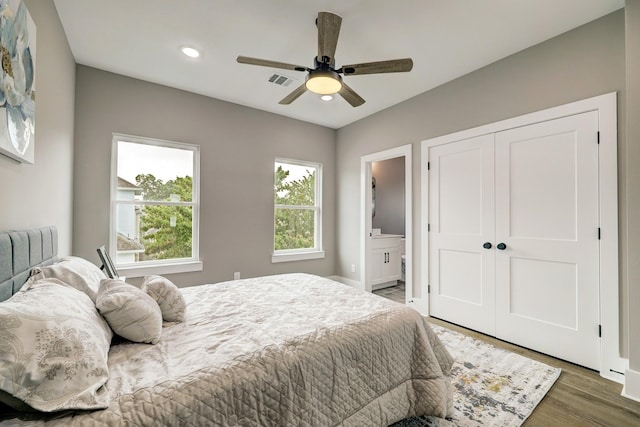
left=393, top=324, right=561, bottom=427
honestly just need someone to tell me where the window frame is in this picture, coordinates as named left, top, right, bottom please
left=272, top=157, right=324, bottom=263
left=110, top=133, right=202, bottom=277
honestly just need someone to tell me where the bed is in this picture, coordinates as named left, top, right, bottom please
left=0, top=227, right=453, bottom=426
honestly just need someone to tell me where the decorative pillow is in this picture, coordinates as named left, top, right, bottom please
left=29, top=256, right=107, bottom=303
left=142, top=275, right=187, bottom=322
left=96, top=279, right=163, bottom=344
left=0, top=278, right=112, bottom=412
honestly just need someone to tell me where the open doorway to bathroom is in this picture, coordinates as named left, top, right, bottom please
left=360, top=144, right=412, bottom=305
left=371, top=157, right=406, bottom=303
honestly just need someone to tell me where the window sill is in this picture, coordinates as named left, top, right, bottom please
left=271, top=251, right=325, bottom=263
left=117, top=261, right=203, bottom=278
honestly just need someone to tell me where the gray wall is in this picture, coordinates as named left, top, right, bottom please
left=73, top=66, right=336, bottom=287
left=336, top=11, right=627, bottom=347
left=372, top=157, right=405, bottom=236
left=0, top=0, right=75, bottom=255
left=626, top=0, right=640, bottom=374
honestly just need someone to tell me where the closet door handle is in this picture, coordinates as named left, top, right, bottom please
left=483, top=242, right=492, bottom=249
left=497, top=243, right=507, bottom=250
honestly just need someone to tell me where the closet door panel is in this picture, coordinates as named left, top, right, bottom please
left=494, top=111, right=600, bottom=369
left=507, top=131, right=577, bottom=240
left=429, top=134, right=495, bottom=335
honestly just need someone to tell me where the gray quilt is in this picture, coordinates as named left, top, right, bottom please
left=4, top=273, right=453, bottom=426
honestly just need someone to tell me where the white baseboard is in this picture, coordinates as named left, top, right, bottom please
left=371, top=280, right=398, bottom=291
left=600, top=356, right=628, bottom=385
left=327, top=275, right=364, bottom=290
left=622, top=368, right=640, bottom=402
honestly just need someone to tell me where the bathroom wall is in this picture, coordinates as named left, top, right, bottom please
left=372, top=157, right=405, bottom=236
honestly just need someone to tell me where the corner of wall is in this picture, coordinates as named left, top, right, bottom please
left=327, top=275, right=363, bottom=290
left=623, top=369, right=640, bottom=402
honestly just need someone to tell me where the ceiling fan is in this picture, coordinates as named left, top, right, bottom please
left=236, top=11, right=413, bottom=107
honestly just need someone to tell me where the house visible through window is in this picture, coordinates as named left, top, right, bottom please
left=273, top=158, right=324, bottom=262
left=111, top=134, right=201, bottom=276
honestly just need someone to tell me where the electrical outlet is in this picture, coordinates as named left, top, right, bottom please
left=233, top=272, right=240, bottom=280
left=351, top=264, right=356, bottom=273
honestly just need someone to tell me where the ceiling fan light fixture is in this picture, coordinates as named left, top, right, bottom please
left=305, top=69, right=342, bottom=95
left=321, top=94, right=334, bottom=101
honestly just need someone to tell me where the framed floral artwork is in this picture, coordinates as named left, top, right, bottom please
left=0, top=0, right=36, bottom=164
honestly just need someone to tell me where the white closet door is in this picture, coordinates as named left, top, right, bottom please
left=429, top=134, right=495, bottom=335
left=494, top=111, right=600, bottom=369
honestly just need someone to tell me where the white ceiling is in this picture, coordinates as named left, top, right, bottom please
left=52, top=0, right=624, bottom=129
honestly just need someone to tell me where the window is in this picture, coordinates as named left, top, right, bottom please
left=111, top=134, right=201, bottom=276
left=273, top=158, right=324, bottom=262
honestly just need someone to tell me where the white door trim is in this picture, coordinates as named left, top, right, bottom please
left=421, top=92, right=624, bottom=383
left=360, top=144, right=412, bottom=304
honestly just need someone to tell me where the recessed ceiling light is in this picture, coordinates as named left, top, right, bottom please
left=181, top=47, right=200, bottom=58
left=321, top=95, right=333, bottom=101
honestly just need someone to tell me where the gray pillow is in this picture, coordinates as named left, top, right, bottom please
left=96, top=278, right=163, bottom=344
left=0, top=278, right=112, bottom=412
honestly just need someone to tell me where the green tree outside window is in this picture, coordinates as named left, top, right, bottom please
left=274, top=162, right=318, bottom=251
left=135, top=174, right=193, bottom=260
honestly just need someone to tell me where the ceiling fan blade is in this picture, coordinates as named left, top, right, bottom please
left=279, top=84, right=307, bottom=105
left=237, top=56, right=308, bottom=72
left=339, top=82, right=365, bottom=107
left=317, top=11, right=342, bottom=63
left=341, top=58, right=413, bottom=75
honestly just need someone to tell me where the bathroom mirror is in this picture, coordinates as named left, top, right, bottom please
left=372, top=176, right=376, bottom=218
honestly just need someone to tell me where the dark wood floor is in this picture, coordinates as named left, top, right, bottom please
left=426, top=317, right=640, bottom=427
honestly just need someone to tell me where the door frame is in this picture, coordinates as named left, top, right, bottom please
left=360, top=144, right=412, bottom=303
left=421, top=92, right=623, bottom=383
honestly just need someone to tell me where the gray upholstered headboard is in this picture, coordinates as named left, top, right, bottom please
left=0, top=226, right=58, bottom=302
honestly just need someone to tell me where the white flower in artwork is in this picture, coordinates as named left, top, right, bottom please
left=0, top=0, right=35, bottom=157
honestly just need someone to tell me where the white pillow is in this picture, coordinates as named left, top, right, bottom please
left=96, top=278, right=163, bottom=344
left=142, top=275, right=187, bottom=322
left=29, top=256, right=107, bottom=302
left=0, top=278, right=112, bottom=412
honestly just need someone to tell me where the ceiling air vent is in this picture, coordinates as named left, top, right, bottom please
left=268, top=73, right=296, bottom=87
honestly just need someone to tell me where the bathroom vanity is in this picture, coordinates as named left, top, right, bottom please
left=371, top=234, right=403, bottom=290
